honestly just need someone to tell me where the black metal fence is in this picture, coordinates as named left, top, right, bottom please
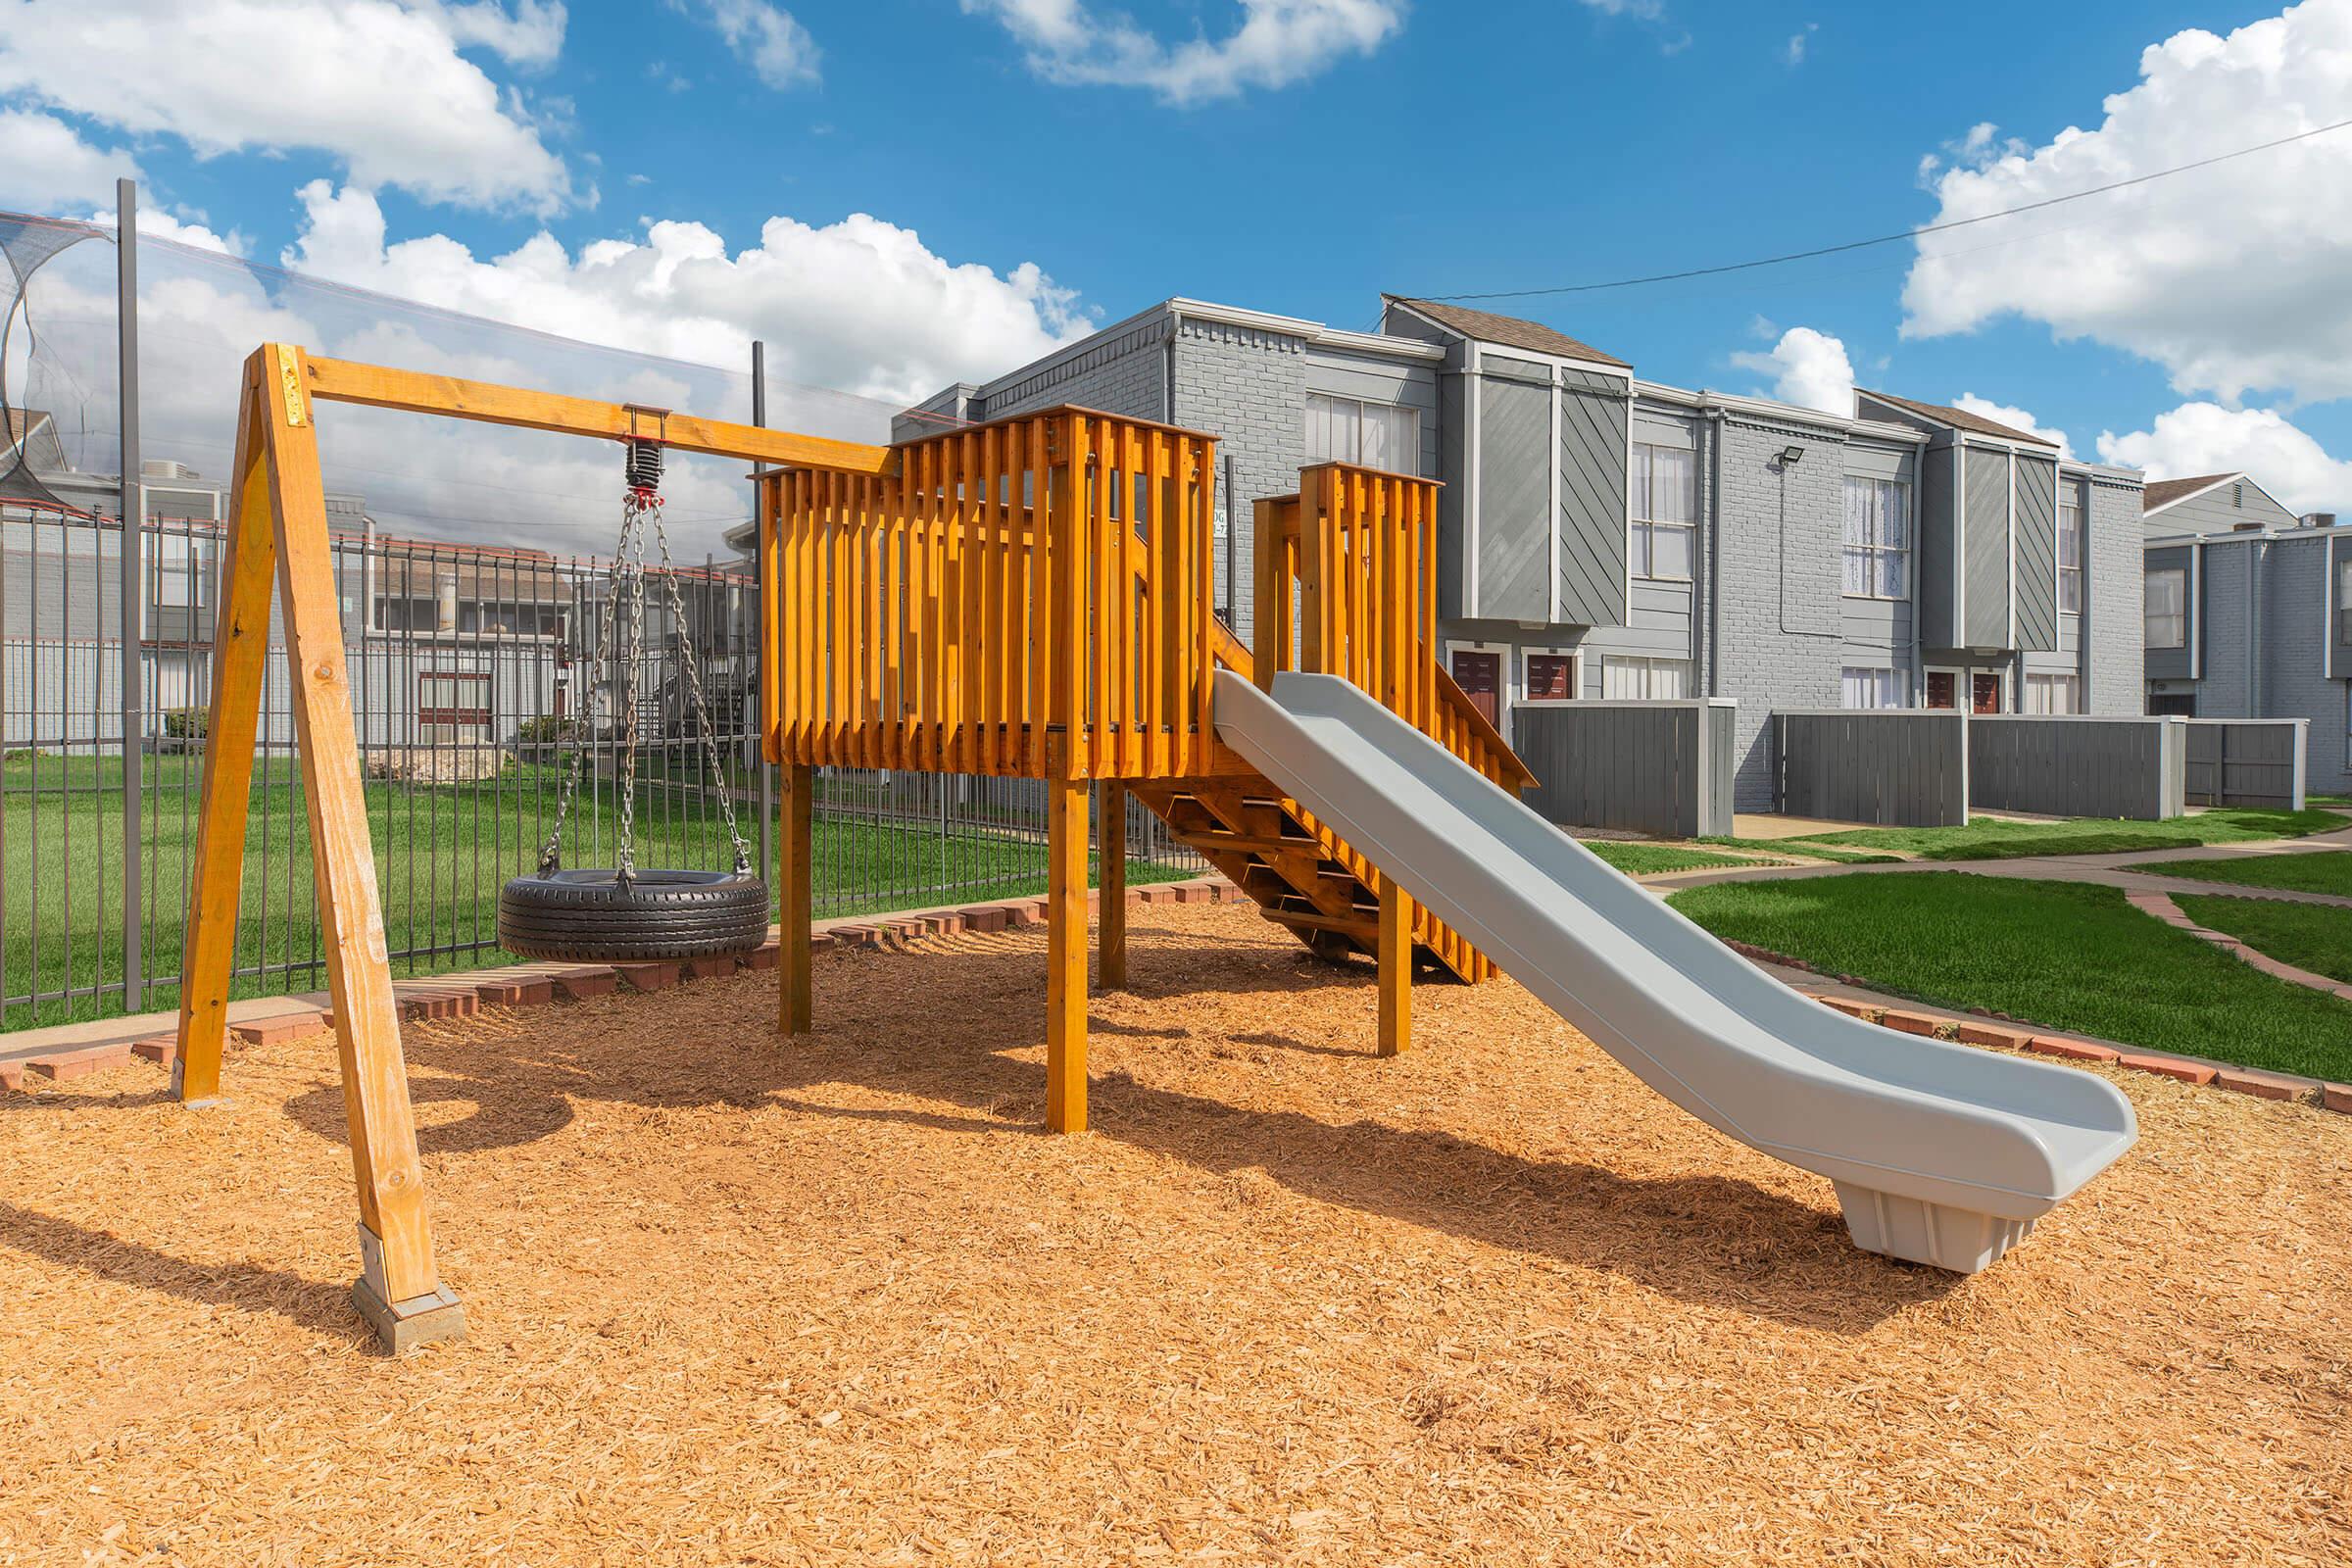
left=0, top=504, right=1201, bottom=1030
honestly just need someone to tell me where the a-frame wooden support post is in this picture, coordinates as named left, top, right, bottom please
left=1378, top=878, right=1413, bottom=1056
left=173, top=344, right=462, bottom=1354
left=1045, top=747, right=1090, bottom=1133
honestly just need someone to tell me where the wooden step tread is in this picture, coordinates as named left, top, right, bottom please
left=1179, top=829, right=1326, bottom=857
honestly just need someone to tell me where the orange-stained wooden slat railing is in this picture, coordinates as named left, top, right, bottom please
left=1241, top=463, right=1541, bottom=984
left=765, top=405, right=1230, bottom=782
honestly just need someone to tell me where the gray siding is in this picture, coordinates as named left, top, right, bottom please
left=1437, top=360, right=1467, bottom=620
left=1776, top=710, right=1967, bottom=826
left=1969, top=716, right=2183, bottom=819
left=2013, top=455, right=2059, bottom=651
left=2082, top=472, right=2143, bottom=713
left=2145, top=477, right=2298, bottom=539
left=2260, top=532, right=2344, bottom=795
left=1962, top=447, right=2010, bottom=648
left=1557, top=378, right=1629, bottom=627
left=2333, top=534, right=2352, bottom=669
left=1302, top=341, right=1439, bottom=478
left=1514, top=700, right=1732, bottom=838
left=1164, top=317, right=1308, bottom=649
left=2144, top=544, right=2194, bottom=682
left=1476, top=374, right=1552, bottom=622
left=1919, top=444, right=1957, bottom=648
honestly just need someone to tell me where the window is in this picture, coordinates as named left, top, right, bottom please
left=1840, top=666, right=1904, bottom=710
left=418, top=670, right=492, bottom=731
left=2145, top=567, right=2186, bottom=650
left=1630, top=444, right=1696, bottom=580
left=2340, top=558, right=2351, bottom=646
left=1524, top=652, right=1579, bottom=701
left=1600, top=656, right=1690, bottom=700
left=2058, top=484, right=2084, bottom=613
left=1303, top=393, right=1420, bottom=472
left=1841, top=477, right=1910, bottom=599
left=2023, top=672, right=2081, bottom=714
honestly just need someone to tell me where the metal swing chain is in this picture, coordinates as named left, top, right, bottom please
left=534, top=432, right=750, bottom=883
left=643, top=493, right=755, bottom=875
left=534, top=456, right=649, bottom=880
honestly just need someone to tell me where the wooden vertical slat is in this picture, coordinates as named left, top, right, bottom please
left=1378, top=878, right=1412, bottom=1056
left=922, top=440, right=947, bottom=770
left=1251, top=497, right=1282, bottom=694
left=958, top=428, right=983, bottom=774
left=979, top=423, right=1002, bottom=774
left=1026, top=417, right=1052, bottom=776
left=1194, top=435, right=1214, bottom=763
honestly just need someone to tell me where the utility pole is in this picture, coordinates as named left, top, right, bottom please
left=117, top=177, right=143, bottom=1009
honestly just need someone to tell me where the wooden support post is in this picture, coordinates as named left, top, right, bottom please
left=778, top=761, right=813, bottom=1034
left=172, top=368, right=274, bottom=1107
left=1099, top=780, right=1127, bottom=990
left=1046, top=767, right=1090, bottom=1132
left=179, top=345, right=460, bottom=1351
left=1378, top=877, right=1413, bottom=1057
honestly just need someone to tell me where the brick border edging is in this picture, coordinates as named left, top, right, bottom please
left=1720, top=939, right=2350, bottom=1114
left=0, top=876, right=1250, bottom=1095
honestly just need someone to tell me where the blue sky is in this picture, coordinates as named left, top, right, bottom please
left=6, top=0, right=2352, bottom=548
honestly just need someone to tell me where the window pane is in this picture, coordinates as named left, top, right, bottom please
left=1632, top=445, right=1651, bottom=519
left=1359, top=402, right=1390, bottom=469
left=1878, top=548, right=1905, bottom=599
left=1877, top=481, right=1909, bottom=551
left=1630, top=521, right=1651, bottom=577
left=1648, top=447, right=1695, bottom=525
left=1843, top=548, right=1869, bottom=597
left=1843, top=477, right=1871, bottom=549
left=1649, top=523, right=1693, bottom=579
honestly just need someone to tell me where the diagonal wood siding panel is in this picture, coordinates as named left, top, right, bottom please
left=1963, top=448, right=2010, bottom=648
left=1556, top=383, right=1630, bottom=628
left=2013, top=456, right=2059, bottom=651
left=1476, top=376, right=1551, bottom=621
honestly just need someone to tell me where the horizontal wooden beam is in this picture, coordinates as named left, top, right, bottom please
left=302, top=353, right=899, bottom=476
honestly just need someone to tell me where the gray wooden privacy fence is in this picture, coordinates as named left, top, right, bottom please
left=2181, top=718, right=2307, bottom=810
left=1513, top=700, right=1735, bottom=838
left=1775, top=710, right=1968, bottom=827
left=1969, top=716, right=2185, bottom=821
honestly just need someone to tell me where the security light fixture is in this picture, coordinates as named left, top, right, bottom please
left=1780, top=444, right=1806, bottom=465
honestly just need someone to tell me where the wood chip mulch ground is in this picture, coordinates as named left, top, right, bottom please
left=2, top=901, right=2347, bottom=1566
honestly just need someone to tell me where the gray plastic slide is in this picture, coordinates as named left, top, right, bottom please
left=1214, top=672, right=2137, bottom=1273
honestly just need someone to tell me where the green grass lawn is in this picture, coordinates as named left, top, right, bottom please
left=1667, top=871, right=2352, bottom=1081
left=1578, top=841, right=1776, bottom=875
left=1695, top=835, right=1903, bottom=865
left=2123, top=849, right=2352, bottom=898
left=2175, top=894, right=2352, bottom=987
left=1788, top=806, right=2343, bottom=862
left=3, top=755, right=1187, bottom=1029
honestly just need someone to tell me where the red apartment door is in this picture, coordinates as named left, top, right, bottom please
left=1971, top=672, right=2003, bottom=714
left=1925, top=670, right=1956, bottom=710
left=1450, top=650, right=1501, bottom=729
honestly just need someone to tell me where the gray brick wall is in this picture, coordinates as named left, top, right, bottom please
left=978, top=317, right=1167, bottom=423
left=1713, top=413, right=1847, bottom=809
left=2262, top=534, right=2349, bottom=793
left=2082, top=472, right=2143, bottom=714
left=2196, top=543, right=2256, bottom=716
left=1168, top=318, right=1309, bottom=648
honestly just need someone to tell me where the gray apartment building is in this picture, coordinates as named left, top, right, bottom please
left=2142, top=470, right=2349, bottom=795
left=896, top=295, right=2146, bottom=808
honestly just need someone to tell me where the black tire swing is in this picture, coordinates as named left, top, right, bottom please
left=497, top=422, right=769, bottom=962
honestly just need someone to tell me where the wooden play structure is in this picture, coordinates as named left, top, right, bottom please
left=173, top=343, right=1529, bottom=1351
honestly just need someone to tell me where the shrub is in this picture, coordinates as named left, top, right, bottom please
left=164, top=707, right=209, bottom=740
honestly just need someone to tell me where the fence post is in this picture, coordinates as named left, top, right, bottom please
left=117, top=176, right=144, bottom=1010
left=751, top=340, right=774, bottom=894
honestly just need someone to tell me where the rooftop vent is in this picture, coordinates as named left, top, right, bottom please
left=2302, top=512, right=2337, bottom=529
left=140, top=459, right=197, bottom=480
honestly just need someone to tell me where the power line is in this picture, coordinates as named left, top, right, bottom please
left=1417, top=116, right=2352, bottom=303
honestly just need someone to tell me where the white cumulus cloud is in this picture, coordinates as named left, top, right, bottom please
left=1903, top=0, right=2352, bottom=406
left=1951, top=393, right=2073, bottom=459
left=962, top=0, right=1403, bottom=105
left=0, top=0, right=575, bottom=214
left=675, top=0, right=820, bottom=90
left=0, top=108, right=139, bottom=212
left=2096, top=402, right=2352, bottom=514
left=1730, top=325, right=1854, bottom=416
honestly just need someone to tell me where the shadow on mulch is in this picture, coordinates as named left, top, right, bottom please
left=255, top=915, right=1960, bottom=1334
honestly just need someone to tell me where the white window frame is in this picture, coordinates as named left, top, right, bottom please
left=2145, top=566, right=2187, bottom=651
left=2022, top=671, right=2082, bottom=715
left=1599, top=654, right=1693, bottom=701
left=1840, top=475, right=1912, bottom=602
left=2057, top=483, right=2084, bottom=615
left=1839, top=665, right=1906, bottom=710
left=1629, top=442, right=1697, bottom=583
left=1303, top=392, right=1423, bottom=475
left=1518, top=646, right=1584, bottom=706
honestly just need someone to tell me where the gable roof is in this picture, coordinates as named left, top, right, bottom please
left=1853, top=388, right=2061, bottom=449
left=2140, top=472, right=2240, bottom=514
left=1382, top=296, right=1629, bottom=368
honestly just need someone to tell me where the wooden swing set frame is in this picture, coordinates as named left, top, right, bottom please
left=176, top=340, right=1523, bottom=1353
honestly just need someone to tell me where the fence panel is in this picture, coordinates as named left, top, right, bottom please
left=1, top=503, right=1201, bottom=1031
left=1776, top=710, right=1968, bottom=827
left=2181, top=718, right=2306, bottom=810
left=1513, top=700, right=1733, bottom=838
left=1968, top=716, right=2184, bottom=820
